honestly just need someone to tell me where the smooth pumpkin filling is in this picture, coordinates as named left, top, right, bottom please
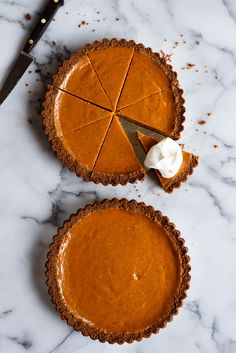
left=57, top=208, right=182, bottom=333
left=117, top=51, right=171, bottom=110
left=54, top=89, right=110, bottom=136
left=60, top=114, right=113, bottom=170
left=88, top=46, right=134, bottom=108
left=92, top=116, right=143, bottom=176
left=118, top=89, right=177, bottom=139
left=56, top=55, right=112, bottom=110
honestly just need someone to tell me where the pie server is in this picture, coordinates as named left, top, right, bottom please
left=0, top=0, right=64, bottom=105
left=118, top=116, right=164, bottom=171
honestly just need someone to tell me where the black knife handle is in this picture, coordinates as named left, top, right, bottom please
left=23, top=0, right=64, bottom=53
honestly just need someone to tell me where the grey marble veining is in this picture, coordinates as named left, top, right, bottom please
left=0, top=0, right=236, bottom=352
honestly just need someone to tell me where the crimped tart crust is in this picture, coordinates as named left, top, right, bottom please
left=45, top=198, right=191, bottom=344
left=161, top=154, right=199, bottom=193
left=43, top=38, right=186, bottom=185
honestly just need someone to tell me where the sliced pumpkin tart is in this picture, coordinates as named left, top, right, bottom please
left=43, top=39, right=187, bottom=186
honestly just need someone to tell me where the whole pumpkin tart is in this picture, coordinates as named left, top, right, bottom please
left=46, top=199, right=191, bottom=344
left=43, top=38, right=185, bottom=186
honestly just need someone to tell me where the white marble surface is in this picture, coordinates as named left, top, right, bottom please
left=0, top=0, right=236, bottom=352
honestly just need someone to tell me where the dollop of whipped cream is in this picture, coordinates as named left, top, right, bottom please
left=144, top=137, right=183, bottom=178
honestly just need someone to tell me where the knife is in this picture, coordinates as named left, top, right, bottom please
left=0, top=0, right=64, bottom=105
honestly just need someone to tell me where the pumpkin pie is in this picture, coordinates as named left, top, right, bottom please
left=43, top=38, right=186, bottom=186
left=46, top=199, right=191, bottom=344
left=137, top=131, right=199, bottom=193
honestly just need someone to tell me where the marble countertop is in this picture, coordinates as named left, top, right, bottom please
left=0, top=0, right=236, bottom=352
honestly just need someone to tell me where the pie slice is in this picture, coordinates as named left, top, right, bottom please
left=89, top=46, right=134, bottom=108
left=118, top=89, right=184, bottom=140
left=92, top=116, right=145, bottom=185
left=137, top=131, right=199, bottom=193
left=53, top=55, right=112, bottom=110
left=51, top=114, right=113, bottom=181
left=43, top=87, right=110, bottom=139
left=117, top=50, right=172, bottom=110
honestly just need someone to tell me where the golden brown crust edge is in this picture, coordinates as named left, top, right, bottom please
left=91, top=168, right=145, bottom=186
left=42, top=85, right=93, bottom=181
left=162, top=154, right=199, bottom=193
left=45, top=198, right=191, bottom=344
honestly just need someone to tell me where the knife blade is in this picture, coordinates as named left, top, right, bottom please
left=0, top=0, right=64, bottom=105
left=0, top=52, right=33, bottom=105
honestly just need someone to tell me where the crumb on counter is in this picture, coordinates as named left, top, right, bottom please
left=186, top=63, right=195, bottom=69
left=25, top=13, right=32, bottom=21
left=198, top=120, right=206, bottom=125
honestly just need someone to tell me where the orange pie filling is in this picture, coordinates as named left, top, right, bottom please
left=57, top=208, right=182, bottom=333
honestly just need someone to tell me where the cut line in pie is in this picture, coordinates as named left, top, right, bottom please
left=44, top=87, right=112, bottom=140
left=88, top=45, right=134, bottom=108
left=43, top=38, right=197, bottom=188
left=53, top=53, right=113, bottom=110
left=92, top=116, right=145, bottom=185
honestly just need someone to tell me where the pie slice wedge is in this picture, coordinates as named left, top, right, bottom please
left=88, top=46, right=134, bottom=108
left=91, top=116, right=145, bottom=185
left=118, top=89, right=184, bottom=140
left=117, top=50, right=172, bottom=110
left=137, top=131, right=199, bottom=193
left=50, top=114, right=113, bottom=181
left=53, top=54, right=112, bottom=110
left=43, top=87, right=111, bottom=140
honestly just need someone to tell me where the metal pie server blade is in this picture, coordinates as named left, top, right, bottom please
left=118, top=116, right=164, bottom=171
